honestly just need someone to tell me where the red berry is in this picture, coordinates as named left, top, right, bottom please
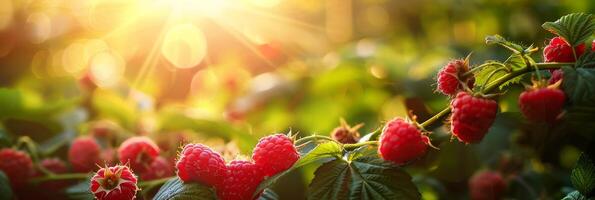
left=450, top=92, right=498, bottom=143
left=592, top=40, right=595, bottom=51
left=437, top=59, right=474, bottom=96
left=69, top=137, right=102, bottom=172
left=118, top=137, right=160, bottom=173
left=141, top=156, right=174, bottom=181
left=543, top=37, right=585, bottom=63
left=90, top=165, right=138, bottom=200
left=519, top=84, right=565, bottom=123
left=0, top=148, right=34, bottom=188
left=252, top=134, right=299, bottom=177
left=330, top=119, right=362, bottom=144
left=378, top=118, right=429, bottom=165
left=36, top=158, right=70, bottom=190
left=469, top=171, right=506, bottom=200
left=548, top=69, right=563, bottom=85
left=176, top=143, right=226, bottom=187
left=217, top=160, right=265, bottom=200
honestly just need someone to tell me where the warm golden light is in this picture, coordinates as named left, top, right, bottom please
left=161, top=24, right=207, bottom=69
left=0, top=0, right=13, bottom=31
left=89, top=51, right=125, bottom=88
left=26, top=12, right=52, bottom=44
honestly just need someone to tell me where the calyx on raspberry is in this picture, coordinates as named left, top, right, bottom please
left=436, top=57, right=475, bottom=96
left=0, top=148, right=34, bottom=188
left=90, top=165, right=139, bottom=200
left=117, top=136, right=160, bottom=174
left=450, top=92, right=498, bottom=143
left=519, top=79, right=565, bottom=123
left=175, top=143, right=227, bottom=187
left=252, top=133, right=300, bottom=177
left=330, top=118, right=363, bottom=144
left=543, top=36, right=585, bottom=63
left=69, top=137, right=102, bottom=172
left=378, top=118, right=430, bottom=165
left=217, top=160, right=265, bottom=200
left=468, top=170, right=507, bottom=200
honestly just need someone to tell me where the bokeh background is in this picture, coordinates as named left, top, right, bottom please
left=0, top=0, right=593, bottom=199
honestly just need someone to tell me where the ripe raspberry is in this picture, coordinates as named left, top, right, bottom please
left=378, top=118, right=430, bottom=165
left=141, top=156, right=174, bottom=181
left=217, top=160, right=265, bottom=200
left=0, top=148, right=34, bottom=188
left=519, top=82, right=565, bottom=123
left=69, top=137, right=102, bottom=172
left=252, top=134, right=299, bottom=177
left=543, top=37, right=585, bottom=63
left=469, top=171, right=506, bottom=200
left=548, top=69, right=563, bottom=85
left=176, top=143, right=226, bottom=187
left=118, top=137, right=160, bottom=174
left=90, top=165, right=138, bottom=200
left=436, top=59, right=474, bottom=96
left=450, top=92, right=498, bottom=143
left=330, top=119, right=362, bottom=144
left=592, top=40, right=595, bottom=51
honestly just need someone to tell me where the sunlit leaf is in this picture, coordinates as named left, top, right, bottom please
left=153, top=177, right=217, bottom=200
left=542, top=13, right=595, bottom=46
left=485, top=35, right=525, bottom=53
left=562, top=67, right=595, bottom=106
left=571, top=153, right=595, bottom=197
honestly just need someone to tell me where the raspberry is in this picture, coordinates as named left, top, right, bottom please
left=252, top=134, right=299, bottom=177
left=469, top=171, right=506, bottom=200
left=330, top=119, right=362, bottom=144
left=35, top=158, right=70, bottom=190
left=592, top=40, right=595, bottom=51
left=548, top=69, right=563, bottom=85
left=450, top=92, right=498, bottom=143
left=436, top=59, right=474, bottom=96
left=118, top=137, right=160, bottom=174
left=519, top=82, right=565, bottom=123
left=217, top=160, right=265, bottom=200
left=176, top=143, right=226, bottom=187
left=378, top=118, right=429, bottom=165
left=0, top=148, right=34, bottom=188
left=141, top=156, right=174, bottom=181
left=543, top=37, right=585, bottom=63
left=69, top=137, right=102, bottom=172
left=90, top=165, right=138, bottom=200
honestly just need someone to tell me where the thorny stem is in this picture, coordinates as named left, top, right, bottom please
left=343, top=141, right=379, bottom=150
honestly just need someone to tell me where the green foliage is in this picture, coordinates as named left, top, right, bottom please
left=308, top=155, right=420, bottom=200
left=576, top=51, right=595, bottom=69
left=65, top=181, right=93, bottom=200
left=542, top=13, right=595, bottom=46
left=0, top=171, right=14, bottom=200
left=258, top=189, right=279, bottom=200
left=153, top=178, right=217, bottom=200
left=485, top=35, right=525, bottom=53
left=563, top=191, right=590, bottom=200
left=0, top=128, right=11, bottom=148
left=562, top=67, right=595, bottom=106
left=571, top=153, right=595, bottom=197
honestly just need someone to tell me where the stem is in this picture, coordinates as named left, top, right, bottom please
left=29, top=173, right=89, bottom=184
left=343, top=141, right=378, bottom=150
left=419, top=107, right=451, bottom=128
left=138, top=177, right=172, bottom=188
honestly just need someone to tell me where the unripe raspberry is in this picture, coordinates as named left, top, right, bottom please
left=217, top=160, right=265, bottom=200
left=90, top=165, right=138, bottom=200
left=436, top=59, right=474, bottom=96
left=450, top=92, right=498, bottom=143
left=0, top=148, right=34, bottom=188
left=543, top=37, right=585, bottom=63
left=252, top=134, right=299, bottom=177
left=69, top=137, right=102, bottom=172
left=330, top=119, right=362, bottom=144
left=176, top=143, right=226, bottom=187
left=519, top=81, right=565, bottom=123
left=118, top=137, right=160, bottom=174
left=469, top=171, right=506, bottom=200
left=378, top=118, right=429, bottom=165
left=141, top=156, right=174, bottom=181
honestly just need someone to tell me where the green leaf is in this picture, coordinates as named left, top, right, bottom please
left=542, top=13, right=595, bottom=46
left=563, top=191, right=589, bottom=200
left=0, top=171, right=14, bottom=200
left=474, top=62, right=508, bottom=90
left=307, top=155, right=420, bottom=200
left=258, top=189, right=279, bottom=200
left=485, top=35, right=525, bottom=53
left=562, top=67, right=595, bottom=106
left=65, top=180, right=93, bottom=200
left=576, top=51, right=595, bottom=69
left=153, top=177, right=217, bottom=200
left=0, top=128, right=11, bottom=148
left=571, top=153, right=595, bottom=197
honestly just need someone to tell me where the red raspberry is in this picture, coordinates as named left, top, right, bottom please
left=437, top=59, right=474, bottom=96
left=69, top=137, right=102, bottom=172
left=548, top=69, right=563, bottom=85
left=519, top=83, right=565, bottom=123
left=90, top=165, right=138, bottom=200
left=252, top=134, right=299, bottom=177
left=378, top=118, right=430, bottom=165
left=0, top=148, right=34, bottom=188
left=592, top=40, right=595, bottom=51
left=543, top=37, right=585, bottom=63
left=217, top=160, right=265, bottom=200
left=141, top=156, right=174, bottom=181
left=469, top=171, right=506, bottom=200
left=330, top=119, right=363, bottom=144
left=118, top=137, right=160, bottom=174
left=176, top=143, right=226, bottom=187
left=35, top=158, right=70, bottom=190
left=450, top=92, right=498, bottom=143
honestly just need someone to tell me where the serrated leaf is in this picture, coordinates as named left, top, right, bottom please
left=153, top=178, right=217, bottom=200
left=308, top=155, right=420, bottom=200
left=485, top=35, right=525, bottom=53
left=562, top=67, right=595, bottom=106
left=562, top=191, right=589, bottom=200
left=576, top=51, right=595, bottom=69
left=542, top=13, right=595, bottom=46
left=257, top=189, right=279, bottom=200
left=474, top=62, right=508, bottom=90
left=0, top=171, right=14, bottom=200
left=571, top=153, right=595, bottom=197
